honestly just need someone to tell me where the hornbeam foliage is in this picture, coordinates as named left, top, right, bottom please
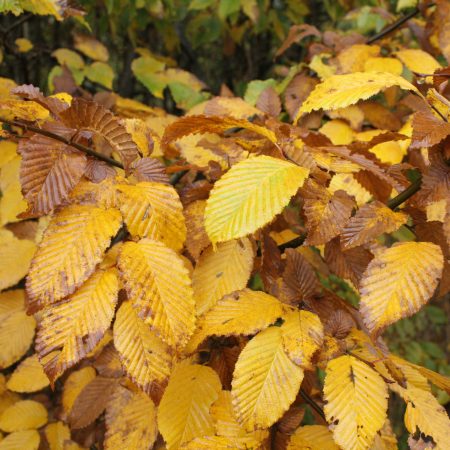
left=0, top=1, right=449, bottom=449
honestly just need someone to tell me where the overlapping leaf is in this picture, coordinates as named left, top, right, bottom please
left=287, top=425, right=339, bottom=450
left=6, top=355, right=49, bottom=393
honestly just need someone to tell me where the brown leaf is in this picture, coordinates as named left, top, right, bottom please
left=69, top=376, right=118, bottom=429
left=184, top=200, right=210, bottom=260
left=84, top=160, right=116, bottom=183
left=93, top=343, right=124, bottom=378
left=324, top=237, right=373, bottom=287
left=411, top=110, right=450, bottom=149
left=353, top=170, right=392, bottom=203
left=416, top=154, right=450, bottom=206
left=284, top=74, right=318, bottom=120
left=12, top=84, right=68, bottom=117
left=180, top=180, right=213, bottom=206
left=302, top=181, right=355, bottom=246
left=280, top=249, right=318, bottom=305
left=325, top=310, right=356, bottom=339
left=260, top=233, right=283, bottom=295
left=256, top=87, right=282, bottom=117
left=60, top=98, right=139, bottom=170
left=209, top=344, right=243, bottom=390
left=359, top=101, right=401, bottom=131
left=341, top=201, right=408, bottom=249
left=275, top=24, right=321, bottom=57
left=130, top=157, right=169, bottom=184
left=435, top=0, right=450, bottom=64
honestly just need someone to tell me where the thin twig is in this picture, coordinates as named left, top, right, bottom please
left=387, top=176, right=422, bottom=209
left=0, top=117, right=124, bottom=169
left=300, top=388, right=326, bottom=421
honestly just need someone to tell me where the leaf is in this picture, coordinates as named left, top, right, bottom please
left=180, top=435, right=261, bottom=449
left=184, top=200, right=210, bottom=260
left=118, top=239, right=195, bottom=347
left=130, top=157, right=170, bottom=184
left=295, top=72, right=419, bottom=120
left=205, top=155, right=309, bottom=243
left=6, top=355, right=49, bottom=393
left=162, top=115, right=278, bottom=149
left=61, top=367, right=96, bottom=418
left=44, top=422, right=70, bottom=450
left=287, top=425, right=339, bottom=450
left=0, top=290, right=36, bottom=369
left=0, top=400, right=48, bottom=432
left=26, top=205, right=122, bottom=312
left=84, top=62, right=115, bottom=89
left=59, top=98, right=139, bottom=170
left=360, top=242, right=444, bottom=334
left=117, top=182, right=186, bottom=251
left=74, top=34, right=109, bottom=62
left=158, top=363, right=222, bottom=449
left=36, top=268, right=119, bottom=382
left=231, top=327, right=304, bottom=431
left=113, top=301, right=172, bottom=396
left=105, top=385, right=158, bottom=450
left=280, top=310, right=324, bottom=369
left=192, top=238, right=254, bottom=315
left=69, top=376, right=117, bottom=429
left=395, top=49, right=441, bottom=78
left=341, top=201, right=408, bottom=249
left=302, top=181, right=355, bottom=246
left=411, top=109, right=450, bottom=149
left=256, top=86, right=282, bottom=116
left=186, top=288, right=283, bottom=352
left=323, top=355, right=388, bottom=450
left=0, top=229, right=36, bottom=291
left=0, top=430, right=40, bottom=450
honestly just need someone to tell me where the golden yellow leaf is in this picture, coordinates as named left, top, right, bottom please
left=0, top=290, right=36, bottom=369
left=341, top=201, right=408, bottom=249
left=232, top=327, right=304, bottom=431
left=175, top=134, right=228, bottom=169
left=36, top=268, right=119, bottom=382
left=0, top=400, right=47, bottom=432
left=369, top=140, right=407, bottom=165
left=26, top=205, right=122, bottom=312
left=295, top=72, right=418, bottom=121
left=180, top=435, right=261, bottom=449
left=105, top=385, right=158, bottom=450
left=123, top=118, right=153, bottom=156
left=69, top=178, right=118, bottom=209
left=205, top=156, right=309, bottom=243
left=360, top=242, right=443, bottom=334
left=118, top=239, right=195, bottom=347
left=287, top=425, right=339, bottom=450
left=158, top=363, right=222, bottom=449
left=0, top=156, right=27, bottom=225
left=319, top=120, right=354, bottom=145
left=329, top=174, right=371, bottom=206
left=117, top=182, right=186, bottom=251
left=186, top=289, right=283, bottom=353
left=6, top=355, right=49, bottom=393
left=281, top=310, right=324, bottom=369
left=395, top=49, right=441, bottom=80
left=0, top=99, right=49, bottom=122
left=113, top=301, right=172, bottom=396
left=337, top=45, right=380, bottom=73
left=0, top=430, right=40, bottom=450
left=364, top=57, right=403, bottom=76
left=0, top=391, right=20, bottom=416
left=74, top=34, right=109, bottom=62
left=192, top=238, right=254, bottom=315
left=0, top=141, right=17, bottom=168
left=324, top=355, right=388, bottom=450
left=0, top=229, right=36, bottom=291
left=15, top=38, right=33, bottom=53
left=44, top=422, right=70, bottom=450
left=61, top=367, right=96, bottom=417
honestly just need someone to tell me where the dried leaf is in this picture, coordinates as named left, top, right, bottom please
left=184, top=200, right=210, bottom=260
left=130, top=157, right=169, bottom=183
left=62, top=367, right=96, bottom=418
left=411, top=110, right=450, bottom=149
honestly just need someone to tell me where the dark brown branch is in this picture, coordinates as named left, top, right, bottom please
left=300, top=388, right=326, bottom=421
left=387, top=176, right=422, bottom=209
left=0, top=117, right=125, bottom=169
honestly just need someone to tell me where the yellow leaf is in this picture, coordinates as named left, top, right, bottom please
left=0, top=391, right=20, bottom=416
left=0, top=430, right=40, bottom=450
left=62, top=367, right=96, bottom=417
left=360, top=242, right=444, bottom=334
left=74, top=35, right=109, bottom=62
left=205, top=155, right=309, bottom=243
left=395, top=49, right=441, bottom=80
left=117, top=182, right=186, bottom=251
left=105, top=385, right=158, bottom=450
left=369, top=140, right=406, bottom=165
left=328, top=174, right=372, bottom=206
left=158, top=363, right=222, bottom=449
left=26, top=205, right=122, bottom=312
left=0, top=400, right=47, bottom=432
left=175, top=134, right=227, bottom=169
left=6, top=355, right=49, bottom=393
left=0, top=229, right=36, bottom=291
left=364, top=57, right=403, bottom=76
left=337, top=45, right=380, bottom=73
left=186, top=288, right=283, bottom=353
left=295, top=72, right=418, bottom=121
left=287, top=425, right=339, bottom=450
left=44, top=422, right=70, bottom=450
left=184, top=199, right=210, bottom=260
left=118, top=239, right=195, bottom=347
left=123, top=118, right=153, bottom=156
left=232, top=327, right=304, bottom=431
left=281, top=310, right=324, bottom=369
left=180, top=435, right=261, bottom=449
left=324, top=355, right=388, bottom=450
left=52, top=48, right=84, bottom=70
left=0, top=99, right=49, bottom=122
left=84, top=62, right=114, bottom=89
left=319, top=120, right=354, bottom=145
left=192, top=238, right=254, bottom=315
left=15, top=38, right=33, bottom=53
left=0, top=157, right=27, bottom=225
left=113, top=301, right=172, bottom=396
left=0, top=141, right=17, bottom=168
left=36, top=268, right=119, bottom=382
left=0, top=290, right=36, bottom=369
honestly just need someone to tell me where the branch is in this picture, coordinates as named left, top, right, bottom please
left=387, top=176, right=422, bottom=209
left=300, top=388, right=326, bottom=421
left=0, top=116, right=125, bottom=169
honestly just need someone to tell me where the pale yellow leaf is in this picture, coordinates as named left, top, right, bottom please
left=360, top=242, right=443, bottom=334
left=0, top=141, right=17, bottom=169
left=0, top=400, right=47, bottom=432
left=15, top=38, right=33, bottom=53
left=395, top=49, right=441, bottom=79
left=364, top=57, right=403, bottom=76
left=158, top=363, right=222, bottom=449
left=6, top=355, right=49, bottom=393
left=113, top=301, right=172, bottom=395
left=295, top=72, right=418, bottom=120
left=186, top=288, right=283, bottom=353
left=368, top=140, right=407, bottom=165
left=62, top=367, right=96, bottom=417
left=232, top=327, right=304, bottom=431
left=117, top=182, right=186, bottom=251
left=0, top=156, right=27, bottom=225
left=118, top=239, right=195, bottom=347
left=44, top=422, right=70, bottom=450
left=287, top=425, right=339, bottom=450
left=205, top=155, right=309, bottom=243
left=0, top=430, right=40, bottom=450
left=324, top=355, right=388, bottom=450
left=0, top=290, right=36, bottom=369
left=337, top=45, right=380, bottom=73
left=180, top=435, right=261, bottom=449
left=26, top=205, right=122, bottom=312
left=329, top=174, right=371, bottom=206
left=281, top=310, right=324, bottom=369
left=192, top=238, right=254, bottom=315
left=319, top=120, right=354, bottom=145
